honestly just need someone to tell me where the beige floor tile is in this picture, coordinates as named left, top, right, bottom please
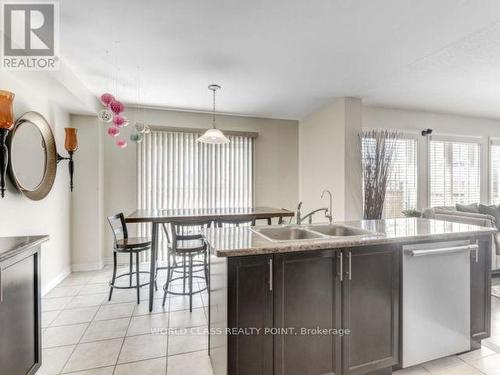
left=62, top=338, right=123, bottom=373
left=458, top=346, right=496, bottom=362
left=37, top=345, right=75, bottom=375
left=394, top=366, right=430, bottom=374
left=117, top=334, right=168, bottom=364
left=168, top=294, right=204, bottom=312
left=104, top=289, right=139, bottom=304
left=114, top=357, right=166, bottom=375
left=78, top=283, right=111, bottom=296
left=62, top=367, right=114, bottom=375
left=42, top=323, right=88, bottom=348
left=42, top=310, right=60, bottom=328
left=66, top=293, right=108, bottom=309
left=45, top=285, right=82, bottom=298
left=169, top=307, right=207, bottom=328
left=133, top=300, right=169, bottom=316
left=167, top=350, right=213, bottom=374
left=127, top=313, right=169, bottom=336
left=168, top=331, right=208, bottom=356
left=81, top=317, right=130, bottom=342
left=94, top=302, right=135, bottom=321
left=470, top=353, right=500, bottom=375
left=42, top=296, right=73, bottom=312
left=52, top=306, right=99, bottom=326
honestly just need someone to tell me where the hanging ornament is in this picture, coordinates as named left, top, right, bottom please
left=110, top=100, right=124, bottom=114
left=121, top=116, right=129, bottom=127
left=130, top=133, right=143, bottom=143
left=100, top=93, right=115, bottom=107
left=98, top=108, right=113, bottom=123
left=135, top=122, right=145, bottom=133
left=143, top=125, right=151, bottom=134
left=108, top=126, right=119, bottom=137
left=116, top=139, right=127, bottom=148
left=112, top=114, right=126, bottom=127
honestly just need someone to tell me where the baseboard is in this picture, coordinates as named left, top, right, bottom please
left=104, top=254, right=130, bottom=266
left=41, top=266, right=72, bottom=296
left=72, top=261, right=105, bottom=272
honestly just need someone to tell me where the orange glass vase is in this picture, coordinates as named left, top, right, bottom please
left=0, top=90, right=14, bottom=129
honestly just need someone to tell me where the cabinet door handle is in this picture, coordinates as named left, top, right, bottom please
left=269, top=258, right=273, bottom=292
left=338, top=252, right=343, bottom=282
left=347, top=251, right=352, bottom=281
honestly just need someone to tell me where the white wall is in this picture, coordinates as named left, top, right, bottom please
left=299, top=98, right=362, bottom=221
left=72, top=108, right=299, bottom=264
left=363, top=106, right=500, bottom=208
left=0, top=73, right=72, bottom=293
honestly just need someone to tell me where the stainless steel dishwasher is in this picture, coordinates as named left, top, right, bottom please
left=402, top=240, right=478, bottom=367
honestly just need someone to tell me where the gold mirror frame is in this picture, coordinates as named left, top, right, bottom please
left=7, top=112, right=57, bottom=201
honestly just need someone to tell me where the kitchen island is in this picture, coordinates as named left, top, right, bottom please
left=205, top=218, right=496, bottom=375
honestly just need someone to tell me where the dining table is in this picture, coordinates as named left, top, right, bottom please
left=126, top=206, right=294, bottom=311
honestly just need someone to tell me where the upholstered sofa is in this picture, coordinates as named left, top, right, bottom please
left=422, top=206, right=500, bottom=272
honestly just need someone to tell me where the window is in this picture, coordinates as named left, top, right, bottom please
left=429, top=138, right=480, bottom=207
left=491, top=141, right=500, bottom=204
left=361, top=136, right=418, bottom=218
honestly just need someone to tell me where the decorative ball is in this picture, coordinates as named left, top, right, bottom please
left=130, top=132, right=144, bottom=143
left=121, top=116, right=129, bottom=127
left=143, top=125, right=151, bottom=134
left=110, top=100, right=125, bottom=114
left=107, top=126, right=119, bottom=137
left=98, top=108, right=113, bottom=123
left=112, top=114, right=125, bottom=127
left=135, top=122, right=145, bottom=133
left=100, top=93, right=115, bottom=107
left=116, top=139, right=127, bottom=148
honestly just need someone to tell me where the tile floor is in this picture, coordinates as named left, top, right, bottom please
left=39, top=265, right=212, bottom=375
left=40, top=267, right=500, bottom=375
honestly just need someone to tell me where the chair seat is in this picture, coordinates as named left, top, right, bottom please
left=115, top=237, right=151, bottom=250
left=168, top=239, right=206, bottom=254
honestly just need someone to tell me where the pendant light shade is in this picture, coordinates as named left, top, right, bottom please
left=197, top=84, right=230, bottom=144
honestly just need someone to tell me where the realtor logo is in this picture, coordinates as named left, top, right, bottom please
left=1, top=1, right=59, bottom=70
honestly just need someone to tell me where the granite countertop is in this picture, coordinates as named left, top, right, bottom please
left=204, top=218, right=497, bottom=257
left=0, top=236, right=49, bottom=262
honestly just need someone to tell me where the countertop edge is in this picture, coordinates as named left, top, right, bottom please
left=0, top=235, right=49, bottom=263
left=212, top=229, right=496, bottom=257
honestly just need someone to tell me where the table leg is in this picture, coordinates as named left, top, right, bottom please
left=149, top=223, right=159, bottom=312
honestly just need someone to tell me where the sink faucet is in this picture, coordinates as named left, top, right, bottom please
left=296, top=191, right=333, bottom=225
left=321, top=189, right=333, bottom=223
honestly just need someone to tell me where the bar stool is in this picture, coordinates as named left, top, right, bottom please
left=215, top=217, right=255, bottom=227
left=107, top=213, right=153, bottom=304
left=161, top=218, right=211, bottom=312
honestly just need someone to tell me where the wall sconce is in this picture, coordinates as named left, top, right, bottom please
left=57, top=128, right=78, bottom=191
left=0, top=90, right=15, bottom=198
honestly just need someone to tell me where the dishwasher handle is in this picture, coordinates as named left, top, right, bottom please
left=405, top=244, right=478, bottom=260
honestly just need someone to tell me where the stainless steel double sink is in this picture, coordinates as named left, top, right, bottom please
left=252, top=224, right=377, bottom=242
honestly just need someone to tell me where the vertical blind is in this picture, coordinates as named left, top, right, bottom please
left=383, top=138, right=418, bottom=218
left=491, top=142, right=500, bottom=204
left=429, top=139, right=480, bottom=207
left=361, top=136, right=418, bottom=218
left=137, top=130, right=254, bottom=259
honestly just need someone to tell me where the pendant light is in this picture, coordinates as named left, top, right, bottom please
left=197, top=84, right=230, bottom=144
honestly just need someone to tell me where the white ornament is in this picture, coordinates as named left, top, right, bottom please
left=98, top=108, right=113, bottom=123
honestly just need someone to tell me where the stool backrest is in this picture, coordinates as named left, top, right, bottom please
left=107, top=213, right=127, bottom=243
left=216, top=217, right=255, bottom=228
left=169, top=218, right=212, bottom=252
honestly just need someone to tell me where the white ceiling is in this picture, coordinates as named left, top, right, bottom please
left=60, top=0, right=500, bottom=120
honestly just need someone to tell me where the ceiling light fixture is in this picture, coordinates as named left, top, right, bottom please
left=197, top=84, right=230, bottom=144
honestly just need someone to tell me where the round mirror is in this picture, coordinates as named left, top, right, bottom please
left=11, top=122, right=46, bottom=190
left=8, top=112, right=57, bottom=200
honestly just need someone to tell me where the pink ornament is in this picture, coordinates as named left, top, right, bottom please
left=100, top=93, right=115, bottom=107
left=116, top=139, right=127, bottom=148
left=113, top=114, right=125, bottom=127
left=107, top=126, right=119, bottom=137
left=110, top=100, right=124, bottom=114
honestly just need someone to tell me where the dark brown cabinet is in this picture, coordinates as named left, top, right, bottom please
left=341, top=245, right=400, bottom=375
left=228, top=255, right=273, bottom=375
left=471, top=238, right=491, bottom=342
left=274, top=250, right=342, bottom=375
left=0, top=237, right=44, bottom=375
